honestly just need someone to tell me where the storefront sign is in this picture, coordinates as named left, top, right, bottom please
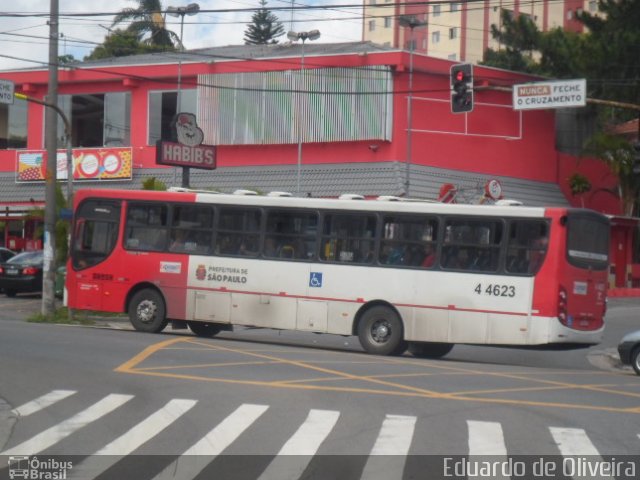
left=16, top=147, right=133, bottom=182
left=156, top=141, right=217, bottom=169
left=156, top=112, right=217, bottom=170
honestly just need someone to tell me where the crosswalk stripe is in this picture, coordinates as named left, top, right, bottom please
left=275, top=409, right=340, bottom=456
left=1, top=394, right=133, bottom=456
left=96, top=398, right=197, bottom=455
left=467, top=420, right=510, bottom=480
left=370, top=414, right=416, bottom=455
left=467, top=420, right=508, bottom=456
left=68, top=399, right=197, bottom=480
left=550, top=427, right=612, bottom=480
left=11, top=390, right=76, bottom=418
left=550, top=427, right=600, bottom=456
left=359, top=414, right=417, bottom=480
left=257, top=409, right=340, bottom=480
left=153, top=403, right=269, bottom=480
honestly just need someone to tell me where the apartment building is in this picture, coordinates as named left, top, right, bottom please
left=363, top=0, right=600, bottom=63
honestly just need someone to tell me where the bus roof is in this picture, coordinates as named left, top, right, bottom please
left=73, top=187, right=569, bottom=219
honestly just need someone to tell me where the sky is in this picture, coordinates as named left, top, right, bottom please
left=0, top=1, right=364, bottom=71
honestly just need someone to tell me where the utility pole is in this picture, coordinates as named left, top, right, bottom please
left=42, top=0, right=59, bottom=316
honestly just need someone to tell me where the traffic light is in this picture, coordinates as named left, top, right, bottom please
left=450, top=63, right=474, bottom=113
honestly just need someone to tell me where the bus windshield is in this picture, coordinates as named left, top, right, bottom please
left=72, top=200, right=121, bottom=270
left=566, top=212, right=609, bottom=270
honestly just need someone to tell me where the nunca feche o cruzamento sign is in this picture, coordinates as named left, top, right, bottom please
left=512, top=79, right=586, bottom=111
left=156, top=112, right=217, bottom=170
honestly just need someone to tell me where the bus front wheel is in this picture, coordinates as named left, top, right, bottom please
left=357, top=306, right=407, bottom=356
left=408, top=342, right=454, bottom=359
left=128, top=288, right=168, bottom=333
left=188, top=321, right=222, bottom=338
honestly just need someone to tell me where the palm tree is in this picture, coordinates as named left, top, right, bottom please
left=582, top=132, right=639, bottom=216
left=111, top=0, right=179, bottom=50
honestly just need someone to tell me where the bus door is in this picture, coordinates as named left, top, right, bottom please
left=69, top=200, right=121, bottom=311
left=560, top=211, right=609, bottom=330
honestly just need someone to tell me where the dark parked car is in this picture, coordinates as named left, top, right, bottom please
left=0, top=250, right=44, bottom=297
left=0, top=247, right=16, bottom=262
left=618, top=330, right=640, bottom=376
left=0, top=247, right=16, bottom=293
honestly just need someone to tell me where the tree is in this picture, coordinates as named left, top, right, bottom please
left=482, top=1, right=640, bottom=109
left=141, top=177, right=168, bottom=190
left=85, top=29, right=167, bottom=60
left=111, top=0, right=180, bottom=50
left=58, top=54, right=78, bottom=65
left=577, top=0, right=640, bottom=107
left=582, top=132, right=638, bottom=215
left=485, top=10, right=540, bottom=73
left=244, top=0, right=285, bottom=45
left=568, top=173, right=592, bottom=207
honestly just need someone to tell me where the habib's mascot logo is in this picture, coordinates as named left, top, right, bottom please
left=175, top=113, right=204, bottom=146
left=195, top=265, right=207, bottom=281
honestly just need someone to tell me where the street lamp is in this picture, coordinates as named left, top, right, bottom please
left=398, top=15, right=426, bottom=198
left=287, top=29, right=320, bottom=196
left=167, top=2, right=200, bottom=188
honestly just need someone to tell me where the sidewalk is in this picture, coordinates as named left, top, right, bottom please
left=608, top=288, right=640, bottom=298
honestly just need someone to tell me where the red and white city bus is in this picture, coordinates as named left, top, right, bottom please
left=66, top=188, right=609, bottom=357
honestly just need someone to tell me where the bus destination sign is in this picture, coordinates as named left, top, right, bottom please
left=512, top=79, right=586, bottom=111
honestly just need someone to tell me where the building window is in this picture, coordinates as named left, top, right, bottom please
left=448, top=53, right=457, bottom=61
left=0, top=99, right=27, bottom=149
left=405, top=39, right=417, bottom=50
left=451, top=2, right=459, bottom=12
left=449, top=27, right=458, bottom=39
left=148, top=89, right=197, bottom=145
left=368, top=20, right=376, bottom=31
left=433, top=5, right=441, bottom=17
left=54, top=92, right=131, bottom=148
left=588, top=1, right=597, bottom=12
left=384, top=17, right=391, bottom=28
left=431, top=31, right=440, bottom=44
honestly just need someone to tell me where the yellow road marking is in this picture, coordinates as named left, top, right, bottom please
left=115, top=337, right=640, bottom=414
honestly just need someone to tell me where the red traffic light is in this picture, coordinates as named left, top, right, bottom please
left=450, top=63, right=474, bottom=114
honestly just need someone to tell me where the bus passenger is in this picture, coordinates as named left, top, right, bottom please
left=420, top=244, right=436, bottom=268
left=529, top=236, right=549, bottom=272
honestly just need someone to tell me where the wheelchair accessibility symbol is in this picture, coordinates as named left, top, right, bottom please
left=309, top=272, right=323, bottom=288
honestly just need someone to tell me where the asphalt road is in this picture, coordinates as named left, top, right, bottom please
left=0, top=295, right=638, bottom=480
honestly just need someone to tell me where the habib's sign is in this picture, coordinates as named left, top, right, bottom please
left=156, top=112, right=216, bottom=170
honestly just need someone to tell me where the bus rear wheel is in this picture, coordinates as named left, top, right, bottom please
left=128, top=288, right=168, bottom=333
left=408, top=342, right=454, bottom=359
left=358, top=306, right=407, bottom=356
left=188, top=321, right=222, bottom=338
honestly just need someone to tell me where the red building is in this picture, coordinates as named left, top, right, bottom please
left=0, top=42, right=636, bottom=288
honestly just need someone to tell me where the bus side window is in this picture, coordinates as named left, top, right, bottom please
left=216, top=208, right=261, bottom=258
left=506, top=220, right=549, bottom=275
left=442, top=218, right=501, bottom=272
left=265, top=209, right=318, bottom=261
left=381, top=215, right=438, bottom=268
left=320, top=213, right=376, bottom=264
